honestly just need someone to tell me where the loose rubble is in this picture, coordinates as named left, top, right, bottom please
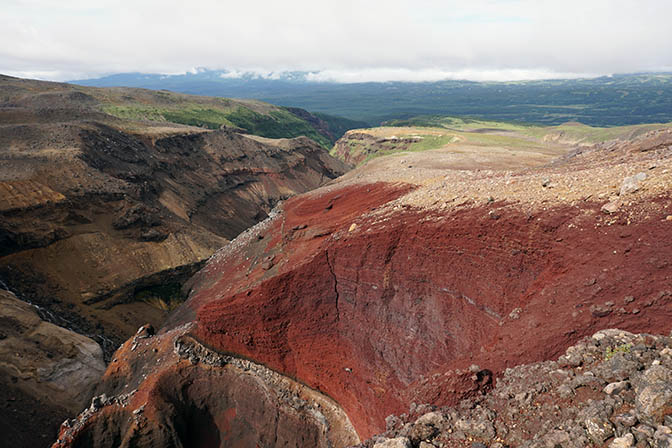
left=356, top=329, right=672, bottom=448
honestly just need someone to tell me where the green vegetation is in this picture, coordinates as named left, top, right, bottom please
left=408, top=134, right=460, bottom=151
left=272, top=73, right=672, bottom=126
left=161, top=108, right=238, bottom=129
left=331, top=130, right=462, bottom=166
left=605, top=343, right=633, bottom=360
left=383, top=115, right=534, bottom=132
left=75, top=71, right=672, bottom=127
left=102, top=103, right=335, bottom=149
left=385, top=114, right=672, bottom=146
left=332, top=114, right=672, bottom=168
left=224, top=107, right=332, bottom=148
left=359, top=134, right=459, bottom=164
left=314, top=112, right=369, bottom=138
left=524, top=121, right=672, bottom=144
left=101, top=104, right=239, bottom=129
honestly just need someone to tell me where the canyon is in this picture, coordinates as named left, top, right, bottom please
left=51, top=115, right=672, bottom=446
left=0, top=75, right=348, bottom=446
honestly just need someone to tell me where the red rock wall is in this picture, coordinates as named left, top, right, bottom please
left=190, top=184, right=672, bottom=439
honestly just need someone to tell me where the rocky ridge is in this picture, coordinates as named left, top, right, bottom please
left=0, top=77, right=347, bottom=353
left=52, top=325, right=359, bottom=448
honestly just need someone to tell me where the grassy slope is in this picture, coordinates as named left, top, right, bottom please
left=385, top=115, right=672, bottom=144
left=334, top=132, right=461, bottom=165
left=524, top=121, right=672, bottom=144
left=383, top=115, right=533, bottom=132
left=98, top=91, right=334, bottom=148
left=334, top=116, right=672, bottom=166
left=0, top=77, right=347, bottom=149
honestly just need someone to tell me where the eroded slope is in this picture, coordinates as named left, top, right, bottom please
left=0, top=76, right=348, bottom=447
left=361, top=328, right=672, bottom=448
left=56, top=128, right=672, bottom=447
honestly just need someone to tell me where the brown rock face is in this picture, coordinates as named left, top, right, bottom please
left=0, top=77, right=348, bottom=353
left=52, top=331, right=359, bottom=448
left=0, top=76, right=348, bottom=447
left=330, top=130, right=426, bottom=167
left=53, top=127, right=672, bottom=446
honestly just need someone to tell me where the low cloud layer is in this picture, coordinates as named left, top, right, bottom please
left=2, top=0, right=672, bottom=82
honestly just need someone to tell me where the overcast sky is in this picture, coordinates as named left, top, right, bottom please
left=2, top=0, right=672, bottom=82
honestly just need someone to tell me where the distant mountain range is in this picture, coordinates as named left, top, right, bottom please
left=71, top=71, right=672, bottom=126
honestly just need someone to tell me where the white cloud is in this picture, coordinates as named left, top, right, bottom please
left=304, top=68, right=598, bottom=83
left=1, top=0, right=671, bottom=82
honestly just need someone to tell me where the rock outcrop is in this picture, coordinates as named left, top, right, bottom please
left=0, top=289, right=105, bottom=447
left=330, top=128, right=451, bottom=167
left=52, top=330, right=359, bottom=448
left=55, top=126, right=672, bottom=447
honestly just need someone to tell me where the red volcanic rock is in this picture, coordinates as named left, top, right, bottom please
left=189, top=190, right=672, bottom=439
left=57, top=130, right=672, bottom=446
left=53, top=330, right=359, bottom=448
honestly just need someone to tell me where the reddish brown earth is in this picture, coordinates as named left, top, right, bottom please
left=56, top=129, right=672, bottom=447
left=189, top=186, right=672, bottom=439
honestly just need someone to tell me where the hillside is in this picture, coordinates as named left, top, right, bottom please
left=331, top=118, right=672, bottom=167
left=0, top=74, right=363, bottom=147
left=54, top=118, right=672, bottom=446
left=72, top=71, right=672, bottom=126
left=0, top=75, right=349, bottom=447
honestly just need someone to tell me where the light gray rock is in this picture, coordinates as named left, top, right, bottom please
left=609, top=433, right=635, bottom=448
left=602, top=200, right=620, bottom=214
left=414, top=411, right=445, bottom=428
left=654, top=426, right=672, bottom=448
left=373, top=437, right=412, bottom=448
left=632, top=424, right=656, bottom=442
left=410, top=411, right=445, bottom=441
left=612, top=411, right=639, bottom=428
left=635, top=366, right=672, bottom=425
left=605, top=381, right=631, bottom=395
left=620, top=172, right=647, bottom=196
left=454, top=417, right=496, bottom=440
left=582, top=404, right=615, bottom=444
left=543, top=429, right=572, bottom=447
left=585, top=417, right=614, bottom=444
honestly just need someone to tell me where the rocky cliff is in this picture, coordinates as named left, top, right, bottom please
left=53, top=125, right=672, bottom=446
